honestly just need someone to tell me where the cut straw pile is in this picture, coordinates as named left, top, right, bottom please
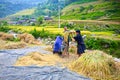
left=69, top=50, right=120, bottom=80
left=4, top=42, right=27, bottom=49
left=18, top=33, right=41, bottom=44
left=0, top=32, right=14, bottom=40
left=0, top=39, right=27, bottom=49
left=69, top=45, right=77, bottom=53
left=45, top=46, right=53, bottom=52
left=15, top=52, right=63, bottom=66
left=0, top=32, right=41, bottom=45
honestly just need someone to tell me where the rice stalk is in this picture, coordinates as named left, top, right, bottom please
left=69, top=50, right=120, bottom=80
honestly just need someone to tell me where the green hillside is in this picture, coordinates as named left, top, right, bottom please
left=0, top=0, right=46, bottom=18
left=8, top=8, right=35, bottom=17
left=61, top=0, right=120, bottom=21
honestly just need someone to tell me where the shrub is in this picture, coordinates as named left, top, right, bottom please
left=85, top=37, right=120, bottom=58
left=10, top=38, right=20, bottom=42
left=39, top=29, right=62, bottom=39
left=29, top=28, right=41, bottom=38
left=61, top=22, right=75, bottom=29
left=0, top=21, right=10, bottom=32
left=29, top=28, right=62, bottom=39
left=0, top=26, right=11, bottom=32
left=79, top=6, right=85, bottom=12
left=36, top=16, right=44, bottom=26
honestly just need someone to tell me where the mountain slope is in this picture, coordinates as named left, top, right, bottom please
left=61, top=0, right=120, bottom=21
left=8, top=8, right=35, bottom=17
left=5, top=0, right=46, bottom=5
left=0, top=0, right=46, bottom=18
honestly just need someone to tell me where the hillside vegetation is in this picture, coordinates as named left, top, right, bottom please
left=61, top=0, right=120, bottom=21
left=9, top=8, right=35, bottom=17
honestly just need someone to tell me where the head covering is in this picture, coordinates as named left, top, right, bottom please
left=76, top=30, right=80, bottom=33
left=64, top=26, right=67, bottom=28
left=64, top=26, right=67, bottom=30
left=55, top=36, right=63, bottom=42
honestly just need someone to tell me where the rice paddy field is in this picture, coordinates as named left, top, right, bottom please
left=1, top=0, right=120, bottom=79
left=0, top=25, right=120, bottom=80
left=9, top=25, right=120, bottom=40
left=10, top=26, right=64, bottom=34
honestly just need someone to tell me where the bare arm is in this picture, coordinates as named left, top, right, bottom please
left=72, top=38, right=75, bottom=42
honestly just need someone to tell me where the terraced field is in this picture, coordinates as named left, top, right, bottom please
left=9, top=25, right=120, bottom=40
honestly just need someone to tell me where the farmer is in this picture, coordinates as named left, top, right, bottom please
left=63, top=26, right=70, bottom=57
left=72, top=30, right=86, bottom=57
left=53, top=36, right=63, bottom=56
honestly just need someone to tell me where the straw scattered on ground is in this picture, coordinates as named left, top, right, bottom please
left=4, top=42, right=27, bottom=49
left=69, top=50, right=120, bottom=80
left=45, top=44, right=77, bottom=54
left=45, top=45, right=53, bottom=52
left=0, top=39, right=7, bottom=49
left=14, top=49, right=79, bottom=68
left=0, top=39, right=27, bottom=49
left=15, top=52, right=64, bottom=66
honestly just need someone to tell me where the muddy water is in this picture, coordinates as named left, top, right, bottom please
left=0, top=46, right=90, bottom=80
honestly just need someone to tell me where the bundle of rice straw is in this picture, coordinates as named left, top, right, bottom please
left=69, top=45, right=77, bottom=53
left=17, top=33, right=35, bottom=43
left=15, top=52, right=63, bottom=66
left=18, top=33, right=41, bottom=44
left=0, top=32, right=14, bottom=40
left=69, top=50, right=120, bottom=80
left=45, top=46, right=53, bottom=52
left=0, top=39, right=7, bottom=49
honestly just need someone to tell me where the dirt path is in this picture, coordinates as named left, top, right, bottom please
left=0, top=46, right=90, bottom=80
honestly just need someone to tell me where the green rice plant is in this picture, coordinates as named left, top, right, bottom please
left=29, top=28, right=41, bottom=38
left=29, top=28, right=62, bottom=39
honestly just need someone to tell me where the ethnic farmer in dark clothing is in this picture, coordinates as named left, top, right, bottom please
left=72, top=30, right=86, bottom=57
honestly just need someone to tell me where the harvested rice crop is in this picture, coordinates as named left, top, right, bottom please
left=15, top=52, right=63, bottom=66
left=0, top=39, right=27, bottom=49
left=4, top=42, right=27, bottom=49
left=0, top=32, right=14, bottom=40
left=18, top=33, right=35, bottom=43
left=18, top=33, right=41, bottom=44
left=69, top=50, right=120, bottom=80
left=0, top=39, right=7, bottom=49
left=45, top=46, right=53, bottom=52
left=69, top=44, right=77, bottom=53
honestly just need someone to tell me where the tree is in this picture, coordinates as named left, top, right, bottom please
left=36, top=16, right=43, bottom=26
left=80, top=6, right=85, bottom=12
left=88, top=5, right=94, bottom=10
left=0, top=20, right=10, bottom=32
left=0, top=20, right=8, bottom=27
